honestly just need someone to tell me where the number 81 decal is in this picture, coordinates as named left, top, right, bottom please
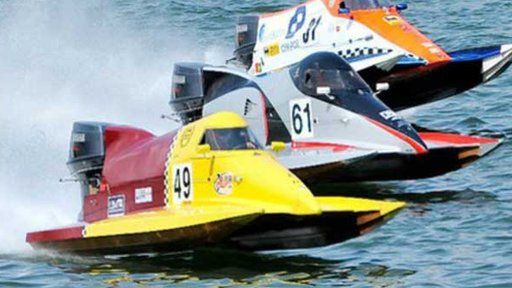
left=289, top=98, right=314, bottom=140
left=172, top=163, right=193, bottom=204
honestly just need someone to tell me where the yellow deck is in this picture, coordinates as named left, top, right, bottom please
left=85, top=205, right=263, bottom=238
left=316, top=196, right=405, bottom=215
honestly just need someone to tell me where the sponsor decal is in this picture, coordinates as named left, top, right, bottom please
left=236, top=24, right=248, bottom=33
left=280, top=39, right=300, bottom=53
left=379, top=110, right=401, bottom=121
left=173, top=163, right=193, bottom=204
left=383, top=15, right=401, bottom=25
left=350, top=35, right=374, bottom=44
left=214, top=173, right=234, bottom=196
left=180, top=126, right=194, bottom=147
left=173, top=74, right=186, bottom=84
left=244, top=98, right=257, bottom=116
left=255, top=63, right=263, bottom=73
left=108, top=195, right=125, bottom=217
left=264, top=42, right=281, bottom=57
left=258, top=24, right=266, bottom=42
left=259, top=27, right=286, bottom=42
left=286, top=6, right=307, bottom=39
left=429, top=47, right=442, bottom=54
left=135, top=187, right=153, bottom=204
left=72, top=133, right=86, bottom=143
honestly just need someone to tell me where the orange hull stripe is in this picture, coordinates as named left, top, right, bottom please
left=348, top=8, right=451, bottom=63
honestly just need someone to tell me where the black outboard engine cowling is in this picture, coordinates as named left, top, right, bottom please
left=234, top=15, right=259, bottom=68
left=169, top=63, right=207, bottom=124
left=67, top=122, right=108, bottom=201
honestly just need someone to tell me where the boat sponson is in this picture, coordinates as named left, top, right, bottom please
left=227, top=197, right=404, bottom=250
left=360, top=45, right=512, bottom=110
left=29, top=213, right=259, bottom=255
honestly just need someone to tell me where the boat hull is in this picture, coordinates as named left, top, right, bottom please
left=28, top=214, right=258, bottom=255
left=227, top=211, right=397, bottom=250
left=293, top=132, right=502, bottom=182
left=27, top=201, right=404, bottom=254
left=361, top=45, right=512, bottom=111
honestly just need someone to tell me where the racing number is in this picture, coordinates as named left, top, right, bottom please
left=290, top=99, right=314, bottom=139
left=292, top=104, right=311, bottom=133
left=302, top=16, right=321, bottom=44
left=173, top=164, right=193, bottom=204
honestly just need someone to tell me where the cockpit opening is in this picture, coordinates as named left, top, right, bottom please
left=290, top=52, right=372, bottom=98
left=201, top=127, right=263, bottom=151
left=343, top=0, right=392, bottom=10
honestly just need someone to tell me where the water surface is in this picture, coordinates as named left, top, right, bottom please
left=0, top=0, right=511, bottom=287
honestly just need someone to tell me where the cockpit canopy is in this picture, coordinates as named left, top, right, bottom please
left=290, top=52, right=372, bottom=97
left=290, top=52, right=426, bottom=151
left=202, top=127, right=263, bottom=151
left=341, top=0, right=392, bottom=10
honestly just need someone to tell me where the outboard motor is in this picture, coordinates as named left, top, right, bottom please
left=67, top=122, right=108, bottom=202
left=233, top=15, right=259, bottom=68
left=169, top=63, right=206, bottom=124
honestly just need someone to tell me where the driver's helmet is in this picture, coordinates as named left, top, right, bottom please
left=219, top=129, right=245, bottom=149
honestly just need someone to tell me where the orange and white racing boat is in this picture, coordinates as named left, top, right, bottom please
left=232, top=0, right=512, bottom=110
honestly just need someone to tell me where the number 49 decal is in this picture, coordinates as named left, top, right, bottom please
left=172, top=164, right=193, bottom=204
left=289, top=98, right=314, bottom=140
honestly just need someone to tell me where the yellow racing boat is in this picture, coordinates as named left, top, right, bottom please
left=26, top=112, right=404, bottom=254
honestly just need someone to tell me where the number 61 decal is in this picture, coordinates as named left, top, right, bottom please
left=172, top=163, right=193, bottom=204
left=289, top=98, right=314, bottom=139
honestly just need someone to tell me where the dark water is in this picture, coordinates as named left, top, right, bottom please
left=0, top=0, right=511, bottom=287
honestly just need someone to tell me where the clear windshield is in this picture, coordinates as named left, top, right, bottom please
left=344, top=0, right=392, bottom=10
left=290, top=52, right=372, bottom=97
left=289, top=52, right=427, bottom=149
left=302, top=68, right=371, bottom=95
left=203, top=128, right=263, bottom=151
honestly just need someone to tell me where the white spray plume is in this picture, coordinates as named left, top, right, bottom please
left=0, top=1, right=230, bottom=252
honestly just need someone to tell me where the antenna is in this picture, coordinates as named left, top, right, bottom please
left=161, top=114, right=182, bottom=123
left=59, top=177, right=82, bottom=183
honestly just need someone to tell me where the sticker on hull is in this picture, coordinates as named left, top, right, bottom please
left=289, top=98, right=314, bottom=140
left=135, top=187, right=153, bottom=204
left=214, top=173, right=234, bottom=196
left=108, top=195, right=125, bottom=217
left=172, top=164, right=193, bottom=204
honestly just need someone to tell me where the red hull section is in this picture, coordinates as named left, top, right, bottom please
left=287, top=131, right=501, bottom=182
left=419, top=132, right=499, bottom=146
left=26, top=226, right=84, bottom=243
left=28, top=127, right=180, bottom=244
left=292, top=141, right=352, bottom=152
left=84, top=128, right=177, bottom=222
